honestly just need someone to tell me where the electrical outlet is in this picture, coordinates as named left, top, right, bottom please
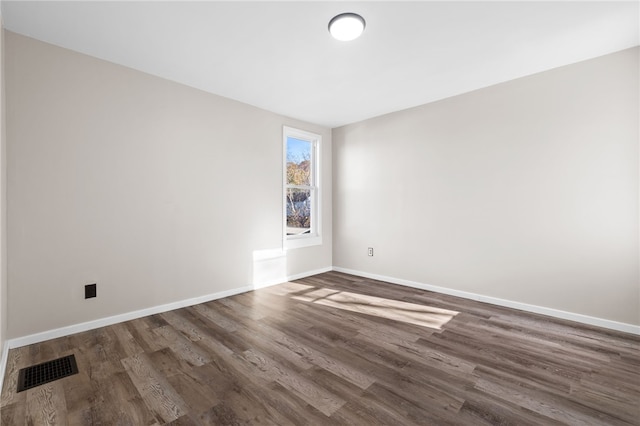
left=85, top=283, right=97, bottom=299
left=368, top=247, right=374, bottom=257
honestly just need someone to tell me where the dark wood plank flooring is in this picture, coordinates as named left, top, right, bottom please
left=1, top=271, right=639, bottom=425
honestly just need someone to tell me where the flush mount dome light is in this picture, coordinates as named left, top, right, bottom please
left=328, top=13, right=366, bottom=41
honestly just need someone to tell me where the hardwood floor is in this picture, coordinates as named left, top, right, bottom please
left=1, top=271, right=639, bottom=425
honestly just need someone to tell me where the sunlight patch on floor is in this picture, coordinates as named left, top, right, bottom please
left=290, top=287, right=458, bottom=330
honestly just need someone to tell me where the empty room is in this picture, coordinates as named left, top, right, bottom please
left=0, top=1, right=638, bottom=425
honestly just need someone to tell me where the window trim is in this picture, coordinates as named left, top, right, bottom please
left=283, top=126, right=322, bottom=249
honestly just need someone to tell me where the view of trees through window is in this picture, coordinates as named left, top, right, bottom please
left=286, top=137, right=313, bottom=235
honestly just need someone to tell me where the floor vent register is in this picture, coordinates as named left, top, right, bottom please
left=17, top=354, right=78, bottom=392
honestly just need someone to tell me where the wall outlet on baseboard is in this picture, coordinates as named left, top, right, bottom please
left=85, top=283, right=97, bottom=299
left=368, top=247, right=374, bottom=257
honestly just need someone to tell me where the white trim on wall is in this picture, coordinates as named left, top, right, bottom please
left=287, top=267, right=332, bottom=282
left=253, top=266, right=333, bottom=289
left=332, top=267, right=640, bottom=336
left=7, top=285, right=252, bottom=349
left=0, top=341, right=8, bottom=396
left=283, top=126, right=323, bottom=250
left=3, top=262, right=636, bottom=379
left=6, top=267, right=331, bottom=350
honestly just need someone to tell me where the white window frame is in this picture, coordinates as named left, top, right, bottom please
left=283, top=126, right=322, bottom=249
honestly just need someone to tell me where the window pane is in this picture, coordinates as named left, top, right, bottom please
left=286, top=188, right=311, bottom=235
left=286, top=137, right=311, bottom=186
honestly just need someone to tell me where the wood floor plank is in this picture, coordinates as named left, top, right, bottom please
left=0, top=401, right=26, bottom=426
left=242, top=348, right=346, bottom=416
left=0, top=345, right=29, bottom=408
left=165, top=372, right=221, bottom=416
left=109, top=322, right=147, bottom=358
left=159, top=310, right=210, bottom=343
left=191, top=303, right=239, bottom=333
left=2, top=271, right=639, bottom=425
left=456, top=387, right=568, bottom=426
left=473, top=373, right=632, bottom=425
left=25, top=381, right=68, bottom=426
left=121, top=353, right=189, bottom=423
left=153, top=326, right=212, bottom=368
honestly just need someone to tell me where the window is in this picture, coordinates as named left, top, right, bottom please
left=284, top=126, right=321, bottom=249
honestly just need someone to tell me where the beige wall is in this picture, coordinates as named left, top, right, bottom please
left=5, top=32, right=331, bottom=339
left=3, top=31, right=638, bottom=340
left=333, top=47, right=639, bottom=326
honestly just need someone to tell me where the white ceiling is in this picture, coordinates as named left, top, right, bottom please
left=2, top=1, right=638, bottom=128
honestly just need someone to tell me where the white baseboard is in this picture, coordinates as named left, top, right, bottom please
left=0, top=340, right=8, bottom=396
left=287, top=266, right=333, bottom=283
left=6, top=264, right=637, bottom=352
left=7, top=284, right=252, bottom=349
left=332, top=267, right=640, bottom=336
left=7, top=266, right=331, bottom=350
left=252, top=266, right=333, bottom=289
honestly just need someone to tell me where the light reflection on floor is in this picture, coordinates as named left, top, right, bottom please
left=271, top=282, right=458, bottom=330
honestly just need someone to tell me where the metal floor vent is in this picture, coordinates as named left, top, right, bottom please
left=17, top=354, right=78, bottom=392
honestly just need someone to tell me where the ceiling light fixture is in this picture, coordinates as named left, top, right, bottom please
left=328, top=13, right=366, bottom=41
